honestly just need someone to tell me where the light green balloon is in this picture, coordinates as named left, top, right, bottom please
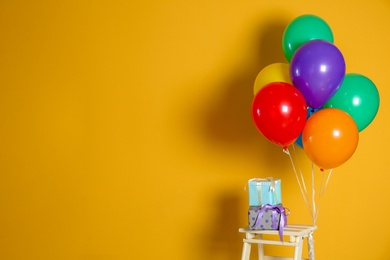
left=324, top=73, right=380, bottom=132
left=282, top=14, right=334, bottom=62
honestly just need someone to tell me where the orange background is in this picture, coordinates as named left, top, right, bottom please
left=0, top=1, right=389, bottom=259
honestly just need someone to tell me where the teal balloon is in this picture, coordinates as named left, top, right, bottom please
left=282, top=14, right=334, bottom=62
left=295, top=107, right=321, bottom=149
left=324, top=73, right=380, bottom=132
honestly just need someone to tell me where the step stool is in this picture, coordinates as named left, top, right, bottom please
left=239, top=224, right=316, bottom=260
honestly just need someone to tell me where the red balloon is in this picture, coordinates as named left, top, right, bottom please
left=252, top=82, right=307, bottom=147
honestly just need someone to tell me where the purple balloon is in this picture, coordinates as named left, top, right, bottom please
left=290, top=40, right=346, bottom=108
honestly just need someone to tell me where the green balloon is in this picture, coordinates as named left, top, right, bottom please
left=324, top=73, right=380, bottom=132
left=282, top=14, right=334, bottom=62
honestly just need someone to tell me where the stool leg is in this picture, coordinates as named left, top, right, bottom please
left=242, top=232, right=256, bottom=260
left=296, top=237, right=304, bottom=259
left=293, top=236, right=303, bottom=260
left=241, top=239, right=251, bottom=260
left=308, top=231, right=315, bottom=260
left=257, top=234, right=265, bottom=260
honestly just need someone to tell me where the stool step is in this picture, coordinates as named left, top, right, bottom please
left=265, top=257, right=308, bottom=260
left=244, top=238, right=298, bottom=246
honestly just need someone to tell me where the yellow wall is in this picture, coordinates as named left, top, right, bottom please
left=0, top=1, right=389, bottom=259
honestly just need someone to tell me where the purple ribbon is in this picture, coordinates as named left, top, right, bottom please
left=252, top=204, right=288, bottom=241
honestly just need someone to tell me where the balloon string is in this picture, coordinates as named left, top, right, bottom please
left=295, top=147, right=310, bottom=205
left=291, top=145, right=314, bottom=219
left=287, top=145, right=334, bottom=225
left=321, top=169, right=333, bottom=197
left=311, top=162, right=316, bottom=226
left=284, top=147, right=314, bottom=220
left=314, top=168, right=333, bottom=223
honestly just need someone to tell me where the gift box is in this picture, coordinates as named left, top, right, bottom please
left=248, top=178, right=282, bottom=206
left=248, top=204, right=288, bottom=241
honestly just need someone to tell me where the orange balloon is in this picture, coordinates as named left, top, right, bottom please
left=302, top=108, right=359, bottom=169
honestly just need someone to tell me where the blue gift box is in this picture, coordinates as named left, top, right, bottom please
left=248, top=178, right=282, bottom=206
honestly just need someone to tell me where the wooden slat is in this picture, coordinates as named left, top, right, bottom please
left=244, top=238, right=298, bottom=246
left=239, top=225, right=316, bottom=237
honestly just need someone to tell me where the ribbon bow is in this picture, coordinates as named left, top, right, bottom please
left=252, top=204, right=288, bottom=241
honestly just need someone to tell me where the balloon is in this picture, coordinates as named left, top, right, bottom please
left=324, top=73, right=380, bottom=132
left=290, top=40, right=346, bottom=108
left=295, top=107, right=322, bottom=148
left=302, top=108, right=359, bottom=169
left=282, top=14, right=334, bottom=62
left=252, top=82, right=307, bottom=147
left=253, top=63, right=291, bottom=95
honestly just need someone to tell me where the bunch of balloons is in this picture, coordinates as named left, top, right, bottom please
left=251, top=14, right=380, bottom=170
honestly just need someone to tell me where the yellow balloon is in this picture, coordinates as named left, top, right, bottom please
left=253, top=63, right=291, bottom=95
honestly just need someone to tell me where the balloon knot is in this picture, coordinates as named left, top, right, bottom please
left=320, top=168, right=324, bottom=172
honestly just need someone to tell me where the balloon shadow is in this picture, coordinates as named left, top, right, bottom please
left=198, top=15, right=291, bottom=170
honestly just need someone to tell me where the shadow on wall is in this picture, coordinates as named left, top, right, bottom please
left=195, top=190, right=243, bottom=260
left=196, top=16, right=293, bottom=259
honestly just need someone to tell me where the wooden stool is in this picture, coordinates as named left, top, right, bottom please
left=239, top=224, right=316, bottom=260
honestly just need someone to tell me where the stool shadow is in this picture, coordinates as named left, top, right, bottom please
left=195, top=191, right=243, bottom=260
